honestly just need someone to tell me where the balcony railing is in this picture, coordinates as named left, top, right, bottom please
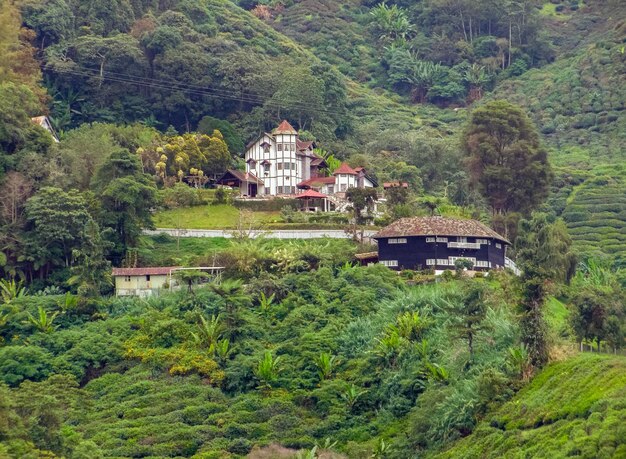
left=447, top=242, right=481, bottom=249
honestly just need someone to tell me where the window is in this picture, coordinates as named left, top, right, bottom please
left=124, top=276, right=131, bottom=282
left=426, top=259, right=435, bottom=266
left=340, top=184, right=347, bottom=191
left=263, top=145, right=270, bottom=154
left=277, top=143, right=283, bottom=151
left=264, top=187, right=270, bottom=195
left=290, top=143, right=296, bottom=151
left=284, top=162, right=290, bottom=170
left=476, top=239, right=488, bottom=245
left=437, top=259, right=449, bottom=265
left=292, top=162, right=297, bottom=171
left=475, top=260, right=490, bottom=268
left=283, top=186, right=292, bottom=194
left=277, top=186, right=283, bottom=194
left=263, top=163, right=270, bottom=173
left=495, top=243, right=502, bottom=249
left=277, top=163, right=283, bottom=170
left=327, top=185, right=334, bottom=194
left=457, top=236, right=467, bottom=243
left=249, top=160, right=256, bottom=169
left=146, top=275, right=151, bottom=281
left=436, top=237, right=448, bottom=242
left=388, top=238, right=407, bottom=244
left=381, top=260, right=398, bottom=267
left=426, top=237, right=436, bottom=243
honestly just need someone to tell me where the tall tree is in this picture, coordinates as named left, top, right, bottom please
left=463, top=100, right=553, bottom=216
left=515, top=213, right=577, bottom=367
left=93, top=149, right=157, bottom=263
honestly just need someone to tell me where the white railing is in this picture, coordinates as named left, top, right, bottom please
left=505, top=257, right=521, bottom=275
left=447, top=242, right=481, bottom=249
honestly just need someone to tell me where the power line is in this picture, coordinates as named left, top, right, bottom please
left=43, top=63, right=341, bottom=117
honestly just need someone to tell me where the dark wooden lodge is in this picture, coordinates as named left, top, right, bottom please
left=373, top=217, right=510, bottom=272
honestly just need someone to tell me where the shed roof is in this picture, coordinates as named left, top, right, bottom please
left=373, top=217, right=510, bottom=244
left=112, top=266, right=180, bottom=276
left=217, top=169, right=264, bottom=185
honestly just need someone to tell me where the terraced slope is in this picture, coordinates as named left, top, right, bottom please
left=434, top=354, right=626, bottom=459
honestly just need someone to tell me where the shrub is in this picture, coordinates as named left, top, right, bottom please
left=0, top=346, right=54, bottom=386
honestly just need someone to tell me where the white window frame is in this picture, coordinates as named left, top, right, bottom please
left=475, top=260, right=489, bottom=268
left=277, top=186, right=283, bottom=194
left=124, top=276, right=131, bottom=282
left=381, top=260, right=398, bottom=267
left=495, top=243, right=502, bottom=249
left=436, top=237, right=448, bottom=242
left=437, top=259, right=449, bottom=266
left=457, top=236, right=467, bottom=243
left=476, top=239, right=488, bottom=245
left=426, top=237, right=435, bottom=243
left=388, top=238, right=407, bottom=244
left=426, top=259, right=435, bottom=266
left=277, top=143, right=283, bottom=151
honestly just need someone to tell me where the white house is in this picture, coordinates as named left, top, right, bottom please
left=218, top=120, right=327, bottom=197
left=112, top=266, right=179, bottom=297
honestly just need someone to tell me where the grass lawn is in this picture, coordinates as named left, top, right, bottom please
left=153, top=204, right=281, bottom=229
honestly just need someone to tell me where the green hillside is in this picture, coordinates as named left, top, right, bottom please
left=434, top=353, right=626, bottom=459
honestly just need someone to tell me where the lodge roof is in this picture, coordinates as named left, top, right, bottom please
left=273, top=120, right=297, bottom=135
left=333, top=162, right=357, bottom=175
left=373, top=217, right=510, bottom=244
left=217, top=169, right=264, bottom=185
left=112, top=266, right=180, bottom=276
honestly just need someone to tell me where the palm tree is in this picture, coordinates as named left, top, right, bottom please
left=209, top=279, right=251, bottom=338
left=463, top=64, right=489, bottom=103
left=370, top=3, right=415, bottom=44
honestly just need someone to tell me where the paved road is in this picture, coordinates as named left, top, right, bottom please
left=145, top=228, right=377, bottom=239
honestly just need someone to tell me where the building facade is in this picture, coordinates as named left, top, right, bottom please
left=373, top=217, right=510, bottom=272
left=240, top=120, right=326, bottom=196
left=112, top=267, right=179, bottom=297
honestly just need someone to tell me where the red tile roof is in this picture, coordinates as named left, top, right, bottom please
left=333, top=163, right=358, bottom=175
left=273, top=120, right=297, bottom=135
left=296, top=139, right=314, bottom=150
left=373, top=217, right=510, bottom=243
left=297, top=176, right=336, bottom=188
left=295, top=189, right=327, bottom=199
left=112, top=267, right=180, bottom=276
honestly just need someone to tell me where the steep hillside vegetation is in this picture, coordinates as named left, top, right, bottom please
left=434, top=354, right=626, bottom=458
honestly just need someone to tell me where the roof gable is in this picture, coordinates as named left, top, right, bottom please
left=273, top=120, right=297, bottom=135
left=333, top=163, right=358, bottom=175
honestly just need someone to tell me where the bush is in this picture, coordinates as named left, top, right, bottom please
left=0, top=346, right=54, bottom=386
left=159, top=183, right=201, bottom=209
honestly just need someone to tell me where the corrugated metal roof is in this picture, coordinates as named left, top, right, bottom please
left=112, top=267, right=180, bottom=276
left=373, top=217, right=510, bottom=243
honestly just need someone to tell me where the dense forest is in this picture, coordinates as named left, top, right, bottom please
left=0, top=0, right=625, bottom=457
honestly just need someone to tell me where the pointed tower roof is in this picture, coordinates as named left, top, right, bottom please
left=273, top=120, right=298, bottom=135
left=333, top=162, right=358, bottom=175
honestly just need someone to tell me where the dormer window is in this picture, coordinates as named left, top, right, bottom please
left=264, top=145, right=270, bottom=154
left=247, top=159, right=257, bottom=169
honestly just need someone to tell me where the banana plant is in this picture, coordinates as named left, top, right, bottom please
left=26, top=305, right=59, bottom=334
left=314, top=352, right=339, bottom=381
left=254, top=350, right=282, bottom=390
left=341, top=383, right=367, bottom=411
left=0, top=278, right=27, bottom=304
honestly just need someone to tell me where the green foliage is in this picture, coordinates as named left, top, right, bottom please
left=463, top=100, right=553, bottom=215
left=435, top=354, right=626, bottom=458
